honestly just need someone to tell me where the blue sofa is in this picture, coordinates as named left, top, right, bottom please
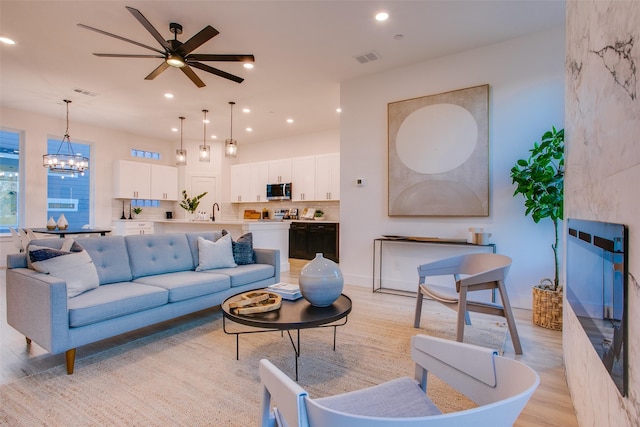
left=5, top=231, right=280, bottom=374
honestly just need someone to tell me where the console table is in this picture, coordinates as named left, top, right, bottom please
left=372, top=236, right=496, bottom=295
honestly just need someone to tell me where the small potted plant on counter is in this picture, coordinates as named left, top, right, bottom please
left=510, top=126, right=564, bottom=330
left=132, top=207, right=143, bottom=218
left=314, top=209, right=325, bottom=221
left=180, top=190, right=208, bottom=219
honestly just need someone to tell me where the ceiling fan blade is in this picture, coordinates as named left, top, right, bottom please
left=126, top=6, right=171, bottom=51
left=94, top=54, right=165, bottom=58
left=77, top=23, right=165, bottom=55
left=180, top=65, right=206, bottom=88
left=188, top=54, right=255, bottom=62
left=189, top=62, right=244, bottom=84
left=145, top=62, right=171, bottom=80
left=178, top=25, right=219, bottom=56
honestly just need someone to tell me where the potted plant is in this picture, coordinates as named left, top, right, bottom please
left=132, top=207, right=143, bottom=218
left=314, top=209, right=325, bottom=220
left=180, top=190, right=208, bottom=217
left=510, top=126, right=564, bottom=330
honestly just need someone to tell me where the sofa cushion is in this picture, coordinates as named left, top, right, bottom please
left=29, top=241, right=100, bottom=298
left=186, top=231, right=223, bottom=267
left=222, top=230, right=256, bottom=265
left=125, top=233, right=194, bottom=278
left=67, top=282, right=169, bottom=327
left=195, top=235, right=237, bottom=271
left=134, top=271, right=231, bottom=302
left=74, top=236, right=133, bottom=285
left=201, top=263, right=275, bottom=287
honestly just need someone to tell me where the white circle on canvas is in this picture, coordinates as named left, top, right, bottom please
left=396, top=103, right=478, bottom=174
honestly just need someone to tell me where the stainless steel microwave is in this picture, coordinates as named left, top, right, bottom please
left=266, top=183, right=291, bottom=200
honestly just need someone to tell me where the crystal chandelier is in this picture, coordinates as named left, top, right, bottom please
left=43, top=100, right=89, bottom=175
left=225, top=101, right=238, bottom=158
left=199, top=109, right=211, bottom=162
left=176, top=116, right=187, bottom=165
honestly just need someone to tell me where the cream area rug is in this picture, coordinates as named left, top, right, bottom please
left=0, top=285, right=507, bottom=426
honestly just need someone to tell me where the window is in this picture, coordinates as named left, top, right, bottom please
left=47, top=138, right=91, bottom=228
left=131, top=149, right=160, bottom=160
left=0, top=129, right=20, bottom=233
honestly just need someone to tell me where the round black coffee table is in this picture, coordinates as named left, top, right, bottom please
left=222, top=292, right=352, bottom=380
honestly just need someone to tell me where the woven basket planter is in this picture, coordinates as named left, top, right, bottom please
left=532, top=284, right=563, bottom=331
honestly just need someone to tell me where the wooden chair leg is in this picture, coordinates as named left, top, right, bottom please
left=66, top=348, right=76, bottom=375
left=497, top=281, right=523, bottom=354
left=414, top=287, right=425, bottom=328
left=456, top=289, right=468, bottom=342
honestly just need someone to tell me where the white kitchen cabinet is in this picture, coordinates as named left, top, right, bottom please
left=113, top=160, right=151, bottom=199
left=291, top=156, right=316, bottom=201
left=268, top=159, right=292, bottom=183
left=112, top=220, right=154, bottom=235
left=315, top=153, right=340, bottom=201
left=230, top=162, right=268, bottom=203
left=150, top=164, right=178, bottom=201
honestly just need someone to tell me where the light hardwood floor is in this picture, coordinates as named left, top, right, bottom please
left=1, top=261, right=578, bottom=426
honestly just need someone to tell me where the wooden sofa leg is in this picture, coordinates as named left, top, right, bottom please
left=66, top=349, right=76, bottom=375
left=25, top=337, right=32, bottom=345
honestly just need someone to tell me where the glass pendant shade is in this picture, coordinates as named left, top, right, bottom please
left=176, top=116, right=187, bottom=166
left=43, top=100, right=89, bottom=176
left=199, top=109, right=210, bottom=162
left=225, top=139, right=237, bottom=158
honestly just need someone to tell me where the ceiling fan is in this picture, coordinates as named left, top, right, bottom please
left=78, top=6, right=255, bottom=88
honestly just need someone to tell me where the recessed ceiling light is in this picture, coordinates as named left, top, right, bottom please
left=336, top=108, right=342, bottom=113
left=243, top=63, right=254, bottom=69
left=375, top=11, right=389, bottom=22
left=286, top=118, right=294, bottom=124
left=0, top=36, right=16, bottom=45
left=171, top=127, right=178, bottom=132
left=245, top=127, right=253, bottom=132
left=203, top=119, right=210, bottom=124
left=164, top=93, right=174, bottom=99
left=210, top=135, right=217, bottom=139
left=242, top=108, right=250, bottom=113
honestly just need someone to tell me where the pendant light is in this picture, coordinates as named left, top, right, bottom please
left=43, top=100, right=89, bottom=176
left=199, top=109, right=210, bottom=162
left=176, top=116, right=187, bottom=165
left=225, top=101, right=238, bottom=158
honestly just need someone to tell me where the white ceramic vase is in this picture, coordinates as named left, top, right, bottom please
left=298, top=253, right=344, bottom=307
left=56, top=214, right=68, bottom=230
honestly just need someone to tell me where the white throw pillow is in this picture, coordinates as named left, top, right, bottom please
left=196, top=235, right=237, bottom=271
left=29, top=242, right=100, bottom=298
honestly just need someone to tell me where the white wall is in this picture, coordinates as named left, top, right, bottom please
left=339, top=29, right=565, bottom=308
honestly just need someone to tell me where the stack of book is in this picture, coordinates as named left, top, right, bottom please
left=267, top=283, right=303, bottom=300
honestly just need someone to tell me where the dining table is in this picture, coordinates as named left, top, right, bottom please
left=30, top=228, right=112, bottom=238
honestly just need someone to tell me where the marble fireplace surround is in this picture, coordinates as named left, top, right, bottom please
left=565, top=1, right=640, bottom=426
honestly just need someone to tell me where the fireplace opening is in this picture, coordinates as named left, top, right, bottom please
left=566, top=218, right=628, bottom=396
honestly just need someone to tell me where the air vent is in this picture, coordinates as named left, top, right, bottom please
left=354, top=50, right=381, bottom=64
left=73, top=88, right=97, bottom=97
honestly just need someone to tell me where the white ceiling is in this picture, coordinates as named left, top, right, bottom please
left=0, top=1, right=565, bottom=146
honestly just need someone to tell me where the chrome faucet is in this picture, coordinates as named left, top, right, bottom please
left=211, top=203, right=220, bottom=222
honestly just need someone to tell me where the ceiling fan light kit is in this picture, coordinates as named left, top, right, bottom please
left=78, top=6, right=255, bottom=87
left=43, top=100, right=89, bottom=176
left=176, top=116, right=187, bottom=166
left=225, top=102, right=238, bottom=158
left=199, top=109, right=210, bottom=162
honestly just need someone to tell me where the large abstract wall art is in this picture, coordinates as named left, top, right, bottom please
left=388, top=84, right=489, bottom=216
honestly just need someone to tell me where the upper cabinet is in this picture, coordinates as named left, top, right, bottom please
left=113, top=160, right=151, bottom=199
left=230, top=153, right=339, bottom=203
left=113, top=160, right=178, bottom=201
left=150, top=164, right=178, bottom=201
left=291, top=156, right=316, bottom=201
left=315, top=153, right=340, bottom=201
left=268, top=159, right=292, bottom=183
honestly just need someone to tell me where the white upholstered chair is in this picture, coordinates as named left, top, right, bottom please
left=259, top=334, right=539, bottom=427
left=414, top=253, right=523, bottom=354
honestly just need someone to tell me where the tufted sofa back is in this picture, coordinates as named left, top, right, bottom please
left=125, top=233, right=194, bottom=279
